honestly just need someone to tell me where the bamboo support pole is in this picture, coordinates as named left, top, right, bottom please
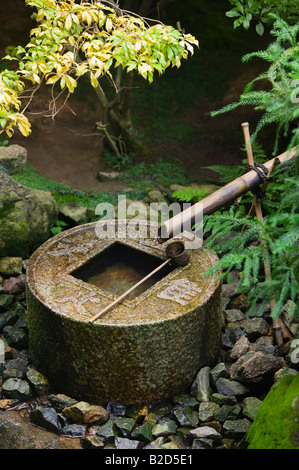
left=241, top=122, right=292, bottom=348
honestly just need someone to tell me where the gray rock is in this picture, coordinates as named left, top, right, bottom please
left=172, top=405, right=199, bottom=427
left=95, top=419, right=118, bottom=442
left=26, top=368, right=50, bottom=396
left=98, top=171, right=120, bottom=182
left=222, top=418, right=251, bottom=437
left=242, top=397, right=262, bottom=421
left=0, top=171, right=58, bottom=257
left=152, top=418, right=177, bottom=437
left=30, top=407, right=61, bottom=434
left=222, top=325, right=246, bottom=349
left=60, top=424, right=86, bottom=437
left=3, top=357, right=28, bottom=379
left=115, top=437, right=144, bottom=449
left=191, top=366, right=211, bottom=401
left=215, top=377, right=249, bottom=396
left=198, top=402, right=221, bottom=422
left=192, top=438, right=214, bottom=449
left=3, top=325, right=28, bottom=350
left=210, top=393, right=238, bottom=406
left=0, top=145, right=27, bottom=175
left=2, top=378, right=32, bottom=400
left=131, top=421, right=153, bottom=442
left=172, top=393, right=199, bottom=409
left=210, top=362, right=229, bottom=386
left=224, top=309, right=245, bottom=323
left=48, top=393, right=78, bottom=412
left=230, top=351, right=284, bottom=383
left=0, top=294, right=14, bottom=312
left=143, top=436, right=166, bottom=449
left=214, top=404, right=241, bottom=422
left=244, top=317, right=270, bottom=340
left=190, top=426, right=222, bottom=442
left=114, top=417, right=136, bottom=438
left=0, top=310, right=19, bottom=329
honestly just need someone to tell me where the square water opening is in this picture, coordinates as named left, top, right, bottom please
left=71, top=242, right=174, bottom=300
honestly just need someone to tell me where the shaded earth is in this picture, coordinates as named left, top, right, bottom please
left=0, top=0, right=271, bottom=192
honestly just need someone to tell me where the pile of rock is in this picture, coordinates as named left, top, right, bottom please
left=0, top=256, right=298, bottom=449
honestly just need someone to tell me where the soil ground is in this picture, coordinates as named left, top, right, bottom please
left=0, top=0, right=272, bottom=192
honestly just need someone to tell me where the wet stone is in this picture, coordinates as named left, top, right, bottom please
left=95, top=419, right=118, bottom=442
left=63, top=401, right=109, bottom=425
left=210, top=362, right=229, bottom=386
left=60, top=424, right=87, bottom=437
left=215, top=377, right=249, bottom=397
left=222, top=418, right=252, bottom=438
left=224, top=309, right=245, bottom=323
left=192, top=438, right=214, bottom=449
left=191, top=366, right=211, bottom=402
left=3, top=325, right=28, bottom=350
left=198, top=402, right=221, bottom=422
left=160, top=441, right=180, bottom=449
left=172, top=405, right=199, bottom=427
left=152, top=418, right=177, bottom=437
left=114, top=417, right=136, bottom=437
left=0, top=311, right=19, bottom=330
left=244, top=317, right=270, bottom=341
left=214, top=404, right=242, bottom=422
left=131, top=420, right=153, bottom=442
left=26, top=368, right=50, bottom=396
left=222, top=325, right=246, bottom=349
left=210, top=393, right=238, bottom=406
left=30, top=407, right=61, bottom=434
left=190, top=426, right=222, bottom=442
left=144, top=436, right=166, bottom=449
left=115, top=437, right=144, bottom=449
left=106, top=401, right=126, bottom=417
left=172, top=392, right=199, bottom=409
left=3, top=357, right=28, bottom=379
left=2, top=378, right=32, bottom=400
left=242, top=397, right=262, bottom=421
left=0, top=294, right=14, bottom=312
left=48, top=393, right=78, bottom=412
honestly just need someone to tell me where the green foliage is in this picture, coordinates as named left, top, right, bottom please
left=0, top=0, right=198, bottom=140
left=226, top=0, right=298, bottom=35
left=246, top=374, right=299, bottom=449
left=172, top=186, right=207, bottom=203
left=202, top=160, right=298, bottom=319
left=50, top=219, right=68, bottom=235
left=13, top=163, right=117, bottom=208
left=211, top=15, right=299, bottom=155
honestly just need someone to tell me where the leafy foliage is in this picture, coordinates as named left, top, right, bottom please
left=226, top=0, right=298, bottom=35
left=211, top=15, right=299, bottom=155
left=0, top=0, right=198, bottom=143
left=202, top=160, right=299, bottom=318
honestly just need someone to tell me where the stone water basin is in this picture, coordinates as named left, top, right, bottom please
left=26, top=220, right=222, bottom=404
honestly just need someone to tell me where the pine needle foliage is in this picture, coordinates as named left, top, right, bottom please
left=202, top=159, right=299, bottom=319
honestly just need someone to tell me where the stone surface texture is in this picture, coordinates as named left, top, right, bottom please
left=26, top=221, right=222, bottom=404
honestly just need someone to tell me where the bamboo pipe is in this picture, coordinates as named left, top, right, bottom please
left=158, top=145, right=297, bottom=242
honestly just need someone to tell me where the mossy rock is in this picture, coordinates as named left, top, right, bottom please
left=246, top=374, right=299, bottom=449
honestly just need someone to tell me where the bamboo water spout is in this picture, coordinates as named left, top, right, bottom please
left=158, top=146, right=297, bottom=242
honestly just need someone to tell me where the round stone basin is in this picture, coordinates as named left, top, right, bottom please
left=26, top=221, right=222, bottom=404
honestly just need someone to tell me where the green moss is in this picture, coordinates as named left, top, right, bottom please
left=246, top=374, right=299, bottom=449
